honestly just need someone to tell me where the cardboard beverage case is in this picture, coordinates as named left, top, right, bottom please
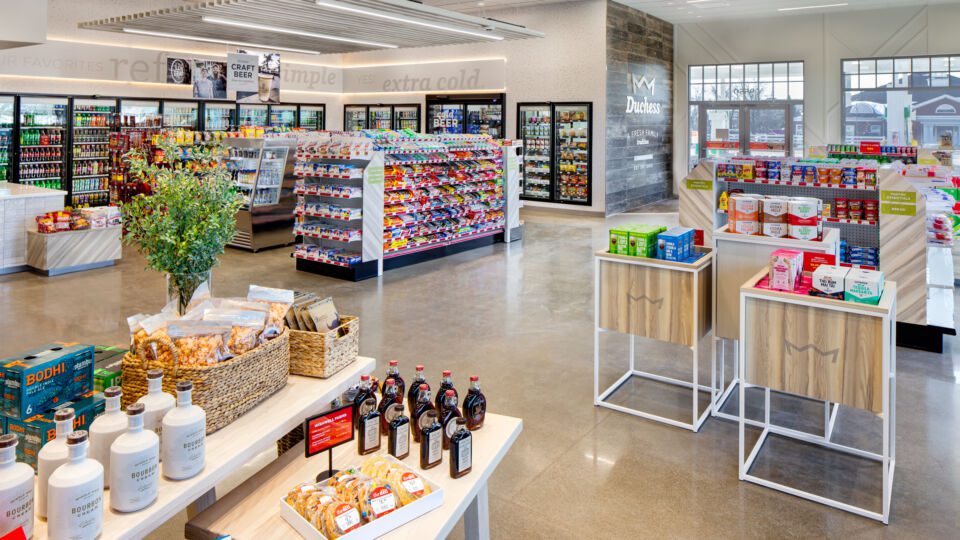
left=6, top=392, right=104, bottom=470
left=768, top=249, right=804, bottom=291
left=2, top=344, right=95, bottom=420
left=844, top=269, right=885, bottom=304
left=609, top=227, right=630, bottom=255
left=627, top=225, right=665, bottom=257
left=810, top=265, right=850, bottom=299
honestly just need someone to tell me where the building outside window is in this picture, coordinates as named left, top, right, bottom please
left=688, top=61, right=804, bottom=170
left=842, top=55, right=960, bottom=148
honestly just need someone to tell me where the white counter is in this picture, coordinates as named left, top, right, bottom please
left=0, top=182, right=65, bottom=274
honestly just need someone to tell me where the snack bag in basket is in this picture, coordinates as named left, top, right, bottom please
left=139, top=312, right=178, bottom=361
left=202, top=308, right=267, bottom=356
left=247, top=285, right=295, bottom=340
left=180, top=300, right=215, bottom=321
left=307, top=297, right=341, bottom=333
left=127, top=313, right=149, bottom=350
left=166, top=321, right=233, bottom=367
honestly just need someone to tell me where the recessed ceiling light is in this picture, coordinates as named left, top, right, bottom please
left=201, top=16, right=397, bottom=48
left=778, top=3, right=848, bottom=12
left=121, top=28, right=321, bottom=55
left=315, top=0, right=504, bottom=41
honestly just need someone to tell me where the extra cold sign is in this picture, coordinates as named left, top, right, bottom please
left=227, top=52, right=258, bottom=93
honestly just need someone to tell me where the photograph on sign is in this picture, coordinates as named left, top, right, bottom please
left=166, top=57, right=192, bottom=85
left=304, top=404, right=355, bottom=458
left=237, top=50, right=280, bottom=104
left=192, top=60, right=227, bottom=99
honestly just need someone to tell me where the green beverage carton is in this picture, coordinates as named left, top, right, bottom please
left=6, top=392, right=105, bottom=472
left=628, top=224, right=666, bottom=257
left=609, top=226, right=631, bottom=255
left=94, top=367, right=122, bottom=393
left=2, top=344, right=95, bottom=420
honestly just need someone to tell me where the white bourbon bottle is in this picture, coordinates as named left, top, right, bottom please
left=37, top=408, right=75, bottom=520
left=88, top=386, right=126, bottom=488
left=137, top=369, right=175, bottom=435
left=0, top=434, right=34, bottom=538
left=110, top=403, right=159, bottom=512
left=47, top=431, right=103, bottom=540
left=161, top=381, right=206, bottom=480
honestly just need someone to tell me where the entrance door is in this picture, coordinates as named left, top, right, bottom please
left=747, top=106, right=789, bottom=157
left=702, top=108, right=741, bottom=160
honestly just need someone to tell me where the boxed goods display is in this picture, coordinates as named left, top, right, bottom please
left=768, top=250, right=804, bottom=292
left=2, top=344, right=96, bottom=419
left=657, top=227, right=695, bottom=262
left=810, top=265, right=850, bottom=300
left=608, top=226, right=630, bottom=255
left=281, top=455, right=442, bottom=540
left=6, top=392, right=104, bottom=470
left=728, top=195, right=761, bottom=235
left=844, top=269, right=885, bottom=305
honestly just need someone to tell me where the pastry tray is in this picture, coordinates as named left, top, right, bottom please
left=279, top=454, right=444, bottom=540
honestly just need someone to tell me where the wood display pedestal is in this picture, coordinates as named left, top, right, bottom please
left=27, top=227, right=121, bottom=275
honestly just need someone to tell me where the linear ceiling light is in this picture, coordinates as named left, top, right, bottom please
left=315, top=0, right=504, bottom=41
left=777, top=3, right=848, bottom=12
left=201, top=16, right=398, bottom=49
left=121, top=28, right=321, bottom=55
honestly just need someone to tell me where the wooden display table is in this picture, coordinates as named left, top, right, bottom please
left=27, top=226, right=121, bottom=275
left=593, top=249, right=713, bottom=431
left=185, top=413, right=523, bottom=540
left=738, top=270, right=896, bottom=523
left=31, top=357, right=376, bottom=540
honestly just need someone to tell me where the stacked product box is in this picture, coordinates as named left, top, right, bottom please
left=657, top=227, right=696, bottom=262
left=838, top=240, right=880, bottom=267
left=609, top=225, right=702, bottom=263
left=728, top=194, right=823, bottom=241
left=807, top=265, right=885, bottom=305
left=6, top=393, right=105, bottom=469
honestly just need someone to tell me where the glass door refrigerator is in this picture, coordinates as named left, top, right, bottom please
left=238, top=104, right=268, bottom=127
left=204, top=102, right=235, bottom=132
left=426, top=102, right=464, bottom=135
left=344, top=105, right=367, bottom=131
left=162, top=100, right=199, bottom=130
left=18, top=96, right=68, bottom=192
left=517, top=103, right=553, bottom=201
left=298, top=105, right=324, bottom=130
left=426, top=94, right=505, bottom=136
left=392, top=104, right=420, bottom=131
left=368, top=105, right=392, bottom=130
left=269, top=105, right=297, bottom=129
left=554, top=103, right=591, bottom=205
left=0, top=96, right=13, bottom=182
left=119, top=99, right=161, bottom=130
left=466, top=103, right=503, bottom=138
left=70, top=98, right=117, bottom=207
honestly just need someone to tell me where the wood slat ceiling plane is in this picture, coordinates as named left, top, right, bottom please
left=78, top=0, right=544, bottom=54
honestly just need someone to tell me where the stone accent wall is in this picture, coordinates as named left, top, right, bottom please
left=605, top=1, right=674, bottom=215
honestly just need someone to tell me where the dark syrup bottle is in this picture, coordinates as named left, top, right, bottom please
left=407, top=365, right=429, bottom=415
left=449, top=418, right=472, bottom=479
left=378, top=379, right=402, bottom=433
left=439, top=390, right=462, bottom=450
left=462, top=375, right=487, bottom=431
left=419, top=410, right=442, bottom=470
left=381, top=360, right=405, bottom=399
left=352, top=375, right=375, bottom=429
left=357, top=398, right=381, bottom=455
left=387, top=403, right=410, bottom=460
left=434, top=370, right=458, bottom=412
left=413, top=384, right=435, bottom=444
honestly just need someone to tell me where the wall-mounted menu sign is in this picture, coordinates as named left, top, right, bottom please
left=305, top=404, right=354, bottom=458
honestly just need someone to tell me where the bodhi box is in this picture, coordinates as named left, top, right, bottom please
left=2, top=344, right=95, bottom=420
left=6, top=392, right=104, bottom=470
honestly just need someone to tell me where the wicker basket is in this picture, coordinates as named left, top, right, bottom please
left=121, top=330, right=290, bottom=435
left=289, top=316, right=359, bottom=378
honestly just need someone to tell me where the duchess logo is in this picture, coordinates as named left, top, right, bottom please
left=626, top=72, right=661, bottom=115
left=631, top=74, right=655, bottom=96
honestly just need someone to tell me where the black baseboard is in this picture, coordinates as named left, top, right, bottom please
left=295, top=258, right=379, bottom=282
left=896, top=322, right=955, bottom=353
left=383, top=232, right=503, bottom=271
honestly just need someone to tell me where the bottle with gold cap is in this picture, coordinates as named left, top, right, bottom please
left=47, top=431, right=103, bottom=540
left=89, top=386, right=126, bottom=488
left=0, top=434, right=34, bottom=538
left=136, top=369, right=175, bottom=435
left=37, top=407, right=75, bottom=520
left=161, top=381, right=206, bottom=480
left=110, top=403, right=159, bottom=512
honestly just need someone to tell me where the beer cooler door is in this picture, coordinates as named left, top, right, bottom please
left=18, top=96, right=68, bottom=194
left=554, top=103, right=591, bottom=205
left=205, top=103, right=236, bottom=132
left=368, top=106, right=392, bottom=130
left=518, top=103, right=553, bottom=201
left=120, top=100, right=161, bottom=129
left=299, top=105, right=324, bottom=130
left=392, top=105, right=420, bottom=131
left=238, top=104, right=268, bottom=127
left=70, top=98, right=116, bottom=207
left=163, top=101, right=199, bottom=129
left=427, top=103, right=464, bottom=134
left=466, top=103, right=503, bottom=138
left=344, top=106, right=367, bottom=131
left=269, top=105, right=297, bottom=128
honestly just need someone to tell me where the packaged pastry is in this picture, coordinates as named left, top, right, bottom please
left=355, top=479, right=399, bottom=521
left=166, top=321, right=233, bottom=366
left=388, top=469, right=431, bottom=506
left=287, top=483, right=320, bottom=515
left=322, top=501, right=363, bottom=539
left=247, top=285, right=295, bottom=339
left=202, top=308, right=267, bottom=355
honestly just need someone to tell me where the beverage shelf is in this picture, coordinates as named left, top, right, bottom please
left=73, top=174, right=109, bottom=179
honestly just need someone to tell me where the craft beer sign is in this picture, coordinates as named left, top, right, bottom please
left=227, top=52, right=258, bottom=94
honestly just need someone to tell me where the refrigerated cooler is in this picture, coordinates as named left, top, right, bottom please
left=0, top=96, right=13, bottom=182
left=70, top=98, right=116, bottom=207
left=18, top=96, right=68, bottom=192
left=238, top=104, right=268, bottom=127
left=516, top=101, right=592, bottom=205
left=119, top=99, right=161, bottom=129
left=426, top=94, right=504, bottom=137
left=344, top=105, right=367, bottom=131
left=368, top=105, right=392, bottom=130
left=204, top=102, right=235, bottom=131
left=269, top=105, right=297, bottom=128
left=225, top=136, right=297, bottom=251
left=299, top=105, right=325, bottom=130
left=162, top=100, right=199, bottom=130
left=393, top=104, right=420, bottom=131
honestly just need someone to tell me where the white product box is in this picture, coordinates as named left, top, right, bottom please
left=844, top=268, right=885, bottom=305
left=811, top=265, right=849, bottom=299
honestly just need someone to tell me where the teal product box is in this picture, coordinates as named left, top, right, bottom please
left=6, top=392, right=104, bottom=471
left=844, top=268, right=885, bottom=305
left=2, top=344, right=96, bottom=420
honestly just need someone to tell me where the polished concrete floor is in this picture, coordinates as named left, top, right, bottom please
left=1, top=205, right=958, bottom=539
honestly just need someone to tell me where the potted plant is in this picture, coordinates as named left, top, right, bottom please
left=122, top=136, right=242, bottom=315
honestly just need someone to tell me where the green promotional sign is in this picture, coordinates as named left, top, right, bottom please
left=685, top=178, right=713, bottom=191
left=881, top=202, right=916, bottom=216
left=366, top=165, right=384, bottom=186
left=881, top=190, right=916, bottom=204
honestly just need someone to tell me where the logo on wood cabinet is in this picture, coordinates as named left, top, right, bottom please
left=627, top=293, right=664, bottom=309
left=785, top=342, right=839, bottom=364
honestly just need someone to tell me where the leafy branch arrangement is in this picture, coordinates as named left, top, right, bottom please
left=121, top=136, right=242, bottom=312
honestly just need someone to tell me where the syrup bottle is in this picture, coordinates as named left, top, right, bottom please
left=462, top=375, right=487, bottom=431
left=434, top=370, right=458, bottom=411
left=357, top=398, right=380, bottom=456
left=387, top=403, right=410, bottom=460
left=449, top=418, right=472, bottom=479
left=378, top=379, right=402, bottom=433
left=439, top=390, right=462, bottom=450
left=419, top=410, right=442, bottom=470
left=381, top=360, right=405, bottom=399
left=352, top=375, right=375, bottom=429
left=412, top=384, right=435, bottom=444
left=407, top=365, right=429, bottom=415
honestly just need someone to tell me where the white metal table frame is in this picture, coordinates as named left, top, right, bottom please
left=593, top=253, right=712, bottom=432
left=737, top=287, right=897, bottom=524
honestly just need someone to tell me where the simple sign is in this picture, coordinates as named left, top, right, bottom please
left=304, top=404, right=354, bottom=458
left=227, top=52, right=258, bottom=94
left=685, top=178, right=712, bottom=191
left=880, top=190, right=917, bottom=216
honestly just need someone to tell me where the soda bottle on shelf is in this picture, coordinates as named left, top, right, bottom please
left=461, top=375, right=486, bottom=431
left=435, top=370, right=458, bottom=411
